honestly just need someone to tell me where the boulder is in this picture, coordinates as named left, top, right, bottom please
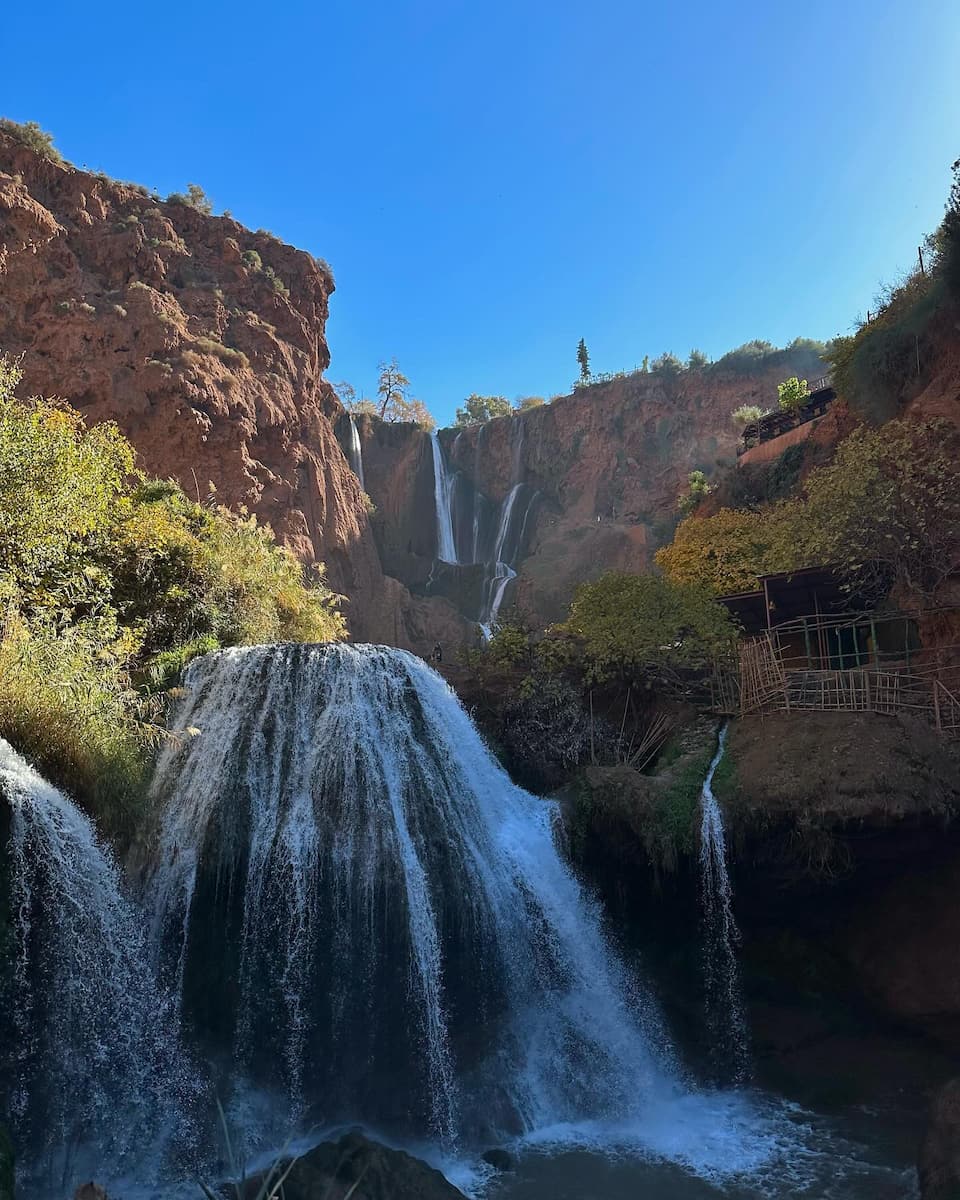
left=919, top=1078, right=960, bottom=1199
left=245, top=1131, right=466, bottom=1200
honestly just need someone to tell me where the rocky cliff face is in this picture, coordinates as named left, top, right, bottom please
left=0, top=131, right=465, bottom=648
left=355, top=348, right=825, bottom=635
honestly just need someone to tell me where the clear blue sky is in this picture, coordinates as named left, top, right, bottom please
left=2, top=0, right=958, bottom=427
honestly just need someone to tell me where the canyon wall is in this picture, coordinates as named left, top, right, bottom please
left=0, top=129, right=462, bottom=648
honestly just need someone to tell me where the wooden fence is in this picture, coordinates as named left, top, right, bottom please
left=714, top=629, right=960, bottom=737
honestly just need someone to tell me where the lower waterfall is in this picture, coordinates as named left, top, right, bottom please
left=0, top=739, right=198, bottom=1196
left=145, top=643, right=683, bottom=1152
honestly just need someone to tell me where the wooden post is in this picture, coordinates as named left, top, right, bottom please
left=934, top=680, right=942, bottom=732
left=919, top=245, right=925, bottom=276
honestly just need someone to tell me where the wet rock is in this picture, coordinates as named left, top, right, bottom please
left=73, top=1186, right=107, bottom=1200
left=919, top=1078, right=960, bottom=1199
left=482, top=1147, right=515, bottom=1172
left=245, top=1131, right=466, bottom=1200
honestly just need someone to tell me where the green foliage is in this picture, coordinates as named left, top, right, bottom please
left=687, top=348, right=710, bottom=369
left=241, top=249, right=262, bottom=270
left=168, top=182, right=213, bottom=214
left=0, top=118, right=63, bottom=162
left=515, top=395, right=545, bottom=411
left=657, top=418, right=960, bottom=604
left=650, top=352, right=685, bottom=377
left=677, top=468, right=712, bottom=516
left=455, top=394, right=514, bottom=425
left=943, top=155, right=960, bottom=297
left=577, top=338, right=591, bottom=381
left=261, top=265, right=290, bottom=298
left=0, top=358, right=345, bottom=833
left=777, top=375, right=810, bottom=411
left=558, top=572, right=738, bottom=686
left=802, top=418, right=960, bottom=602
left=655, top=503, right=807, bottom=594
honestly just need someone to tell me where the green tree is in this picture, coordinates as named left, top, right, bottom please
left=777, top=376, right=810, bottom=411
left=455, top=394, right=514, bottom=425
left=577, top=338, right=591, bottom=381
left=167, top=183, right=213, bottom=213
left=376, top=358, right=410, bottom=419
left=640, top=355, right=650, bottom=373
left=802, top=418, right=960, bottom=602
left=516, top=395, right=545, bottom=411
left=558, top=572, right=737, bottom=686
left=655, top=503, right=807, bottom=594
left=687, top=348, right=710, bottom=369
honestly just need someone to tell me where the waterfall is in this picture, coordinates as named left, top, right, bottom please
left=698, top=724, right=750, bottom=1084
left=347, top=414, right=365, bottom=491
left=430, top=431, right=458, bottom=564
left=0, top=739, right=199, bottom=1195
left=144, top=643, right=687, bottom=1154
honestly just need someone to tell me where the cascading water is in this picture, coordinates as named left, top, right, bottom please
left=431, top=431, right=459, bottom=564
left=698, top=724, right=750, bottom=1084
left=146, top=643, right=775, bottom=1165
left=346, top=414, right=365, bottom=491
left=430, top=425, right=538, bottom=637
left=0, top=739, right=199, bottom=1196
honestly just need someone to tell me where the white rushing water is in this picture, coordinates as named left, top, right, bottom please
left=142, top=644, right=794, bottom=1180
left=346, top=414, right=365, bottom=491
left=1, top=739, right=199, bottom=1196
left=431, top=430, right=459, bottom=563
left=698, top=724, right=750, bottom=1084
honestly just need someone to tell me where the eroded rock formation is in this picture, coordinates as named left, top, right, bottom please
left=0, top=130, right=459, bottom=648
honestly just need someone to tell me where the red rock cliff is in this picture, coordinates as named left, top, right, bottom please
left=0, top=130, right=462, bottom=648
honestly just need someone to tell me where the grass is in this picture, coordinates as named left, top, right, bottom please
left=0, top=617, right=161, bottom=839
left=187, top=338, right=250, bottom=369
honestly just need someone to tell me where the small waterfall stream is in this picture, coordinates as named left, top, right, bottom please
left=0, top=739, right=199, bottom=1195
left=698, top=724, right=750, bottom=1084
left=431, top=430, right=459, bottom=564
left=346, top=414, right=365, bottom=491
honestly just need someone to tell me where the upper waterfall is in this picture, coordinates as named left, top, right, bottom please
left=144, top=643, right=682, bottom=1150
left=431, top=431, right=459, bottom=564
left=347, top=414, right=365, bottom=491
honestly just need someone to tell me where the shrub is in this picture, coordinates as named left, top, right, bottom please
left=677, top=468, right=712, bottom=516
left=0, top=358, right=346, bottom=836
left=242, top=249, right=262, bottom=271
left=777, top=376, right=809, bottom=411
left=261, top=265, right=290, bottom=298
left=650, top=352, right=685, bottom=377
left=687, top=348, right=710, bottom=369
left=0, top=118, right=63, bottom=162
left=167, top=182, right=213, bottom=214
left=189, top=337, right=249, bottom=369
left=78, top=302, right=96, bottom=316
left=516, top=395, right=545, bottom=411
left=730, top=404, right=765, bottom=427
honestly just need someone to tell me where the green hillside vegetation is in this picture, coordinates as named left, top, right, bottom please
left=0, top=356, right=345, bottom=835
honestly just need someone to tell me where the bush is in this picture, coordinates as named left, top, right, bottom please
left=0, top=357, right=346, bottom=836
left=455, top=394, right=514, bottom=425
left=189, top=337, right=249, bottom=369
left=167, top=183, right=213, bottom=214
left=650, top=352, right=685, bottom=377
left=677, top=468, right=711, bottom=516
left=0, top=118, right=63, bottom=163
left=242, top=249, right=262, bottom=271
left=731, top=404, right=765, bottom=427
left=687, top=348, right=710, bottom=369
